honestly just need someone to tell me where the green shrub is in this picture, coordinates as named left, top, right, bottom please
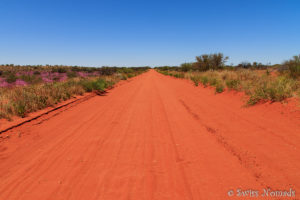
left=215, top=83, right=224, bottom=93
left=127, top=73, right=134, bottom=78
left=15, top=102, right=26, bottom=118
left=190, top=76, right=200, bottom=86
left=67, top=71, right=77, bottom=78
left=248, top=83, right=269, bottom=105
left=159, top=70, right=172, bottom=76
left=200, top=76, right=208, bottom=87
left=6, top=73, right=17, bottom=83
left=194, top=53, right=229, bottom=71
left=19, top=74, right=42, bottom=84
left=284, top=55, right=300, bottom=78
left=92, top=79, right=108, bottom=92
left=226, top=79, right=240, bottom=90
left=80, top=80, right=94, bottom=92
left=120, top=74, right=127, bottom=80
left=247, top=76, right=296, bottom=104
left=80, top=78, right=110, bottom=93
left=58, top=68, right=67, bottom=73
left=180, top=63, right=193, bottom=72
left=208, top=77, right=218, bottom=86
left=267, top=77, right=296, bottom=101
left=173, top=73, right=184, bottom=78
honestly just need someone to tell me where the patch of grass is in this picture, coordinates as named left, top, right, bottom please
left=190, top=76, right=200, bottom=86
left=226, top=79, right=240, bottom=90
left=173, top=73, right=184, bottom=78
left=247, top=76, right=297, bottom=105
left=0, top=78, right=115, bottom=120
left=247, top=83, right=269, bottom=105
left=80, top=78, right=113, bottom=93
left=207, top=77, right=218, bottom=86
left=67, top=71, right=77, bottom=78
left=161, top=68, right=299, bottom=105
left=127, top=73, right=134, bottom=78
left=200, top=76, right=208, bottom=87
left=120, top=74, right=127, bottom=80
left=215, top=83, right=225, bottom=93
left=5, top=73, right=18, bottom=83
left=92, top=78, right=109, bottom=92
left=19, top=74, right=42, bottom=84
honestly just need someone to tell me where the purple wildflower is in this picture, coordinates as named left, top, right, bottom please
left=77, top=72, right=88, bottom=77
left=59, top=74, right=68, bottom=81
left=41, top=72, right=50, bottom=77
left=0, top=81, right=10, bottom=87
left=16, top=71, right=34, bottom=76
left=15, top=79, right=28, bottom=86
left=42, top=77, right=53, bottom=83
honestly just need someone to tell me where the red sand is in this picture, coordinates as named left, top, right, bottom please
left=0, top=70, right=299, bottom=199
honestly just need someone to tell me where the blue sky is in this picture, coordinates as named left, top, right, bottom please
left=0, top=0, right=299, bottom=67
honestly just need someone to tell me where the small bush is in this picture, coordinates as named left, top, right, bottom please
left=80, top=78, right=109, bottom=93
left=283, top=55, right=300, bottom=78
left=120, top=74, right=127, bottom=80
left=180, top=63, right=193, bottom=72
left=173, top=73, right=184, bottom=78
left=247, top=83, right=269, bottom=105
left=208, top=77, right=218, bottom=86
left=127, top=73, right=134, bottom=78
left=161, top=71, right=170, bottom=76
left=215, top=83, right=224, bottom=93
left=200, top=76, right=208, bottom=87
left=19, top=74, right=42, bottom=84
left=267, top=77, right=296, bottom=101
left=6, top=73, right=17, bottom=83
left=67, top=71, right=77, bottom=78
left=247, top=76, right=296, bottom=104
left=92, top=79, right=108, bottom=92
left=58, top=68, right=67, bottom=73
left=190, top=76, right=200, bottom=86
left=80, top=80, right=94, bottom=92
left=226, top=79, right=240, bottom=90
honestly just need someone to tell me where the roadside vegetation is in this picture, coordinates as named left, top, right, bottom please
left=0, top=65, right=149, bottom=120
left=156, top=54, right=300, bottom=105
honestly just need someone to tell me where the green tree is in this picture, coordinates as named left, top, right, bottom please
left=180, top=63, right=193, bottom=72
left=194, top=53, right=228, bottom=71
left=284, top=55, right=300, bottom=78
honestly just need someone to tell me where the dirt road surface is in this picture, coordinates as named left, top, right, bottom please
left=0, top=70, right=299, bottom=199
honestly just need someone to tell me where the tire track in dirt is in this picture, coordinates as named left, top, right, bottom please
left=152, top=79, right=195, bottom=200
left=179, top=99, right=264, bottom=184
left=156, top=71, right=300, bottom=192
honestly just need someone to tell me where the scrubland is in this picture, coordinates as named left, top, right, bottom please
left=0, top=65, right=149, bottom=120
left=156, top=54, right=300, bottom=105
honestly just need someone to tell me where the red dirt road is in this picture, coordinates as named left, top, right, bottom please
left=0, top=70, right=299, bottom=199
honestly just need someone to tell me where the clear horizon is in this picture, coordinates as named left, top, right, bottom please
left=0, top=0, right=299, bottom=67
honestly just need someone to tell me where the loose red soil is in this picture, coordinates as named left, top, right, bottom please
left=0, top=70, right=299, bottom=199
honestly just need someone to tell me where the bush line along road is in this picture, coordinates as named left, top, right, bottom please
left=0, top=70, right=299, bottom=199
